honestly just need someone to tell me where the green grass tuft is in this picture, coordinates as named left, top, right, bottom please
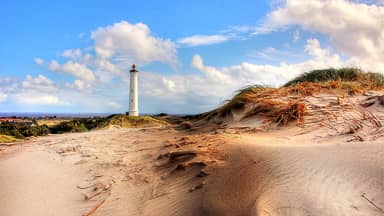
left=284, top=68, right=384, bottom=87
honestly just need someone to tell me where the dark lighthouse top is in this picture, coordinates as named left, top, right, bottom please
left=130, top=64, right=138, bottom=73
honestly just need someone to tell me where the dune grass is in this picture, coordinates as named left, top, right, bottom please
left=100, top=115, right=170, bottom=128
left=242, top=100, right=306, bottom=126
left=216, top=85, right=275, bottom=117
left=211, top=84, right=306, bottom=126
left=284, top=68, right=384, bottom=88
left=36, top=119, right=70, bottom=127
left=209, top=68, right=383, bottom=126
left=49, top=115, right=170, bottom=134
left=0, top=134, right=19, bottom=143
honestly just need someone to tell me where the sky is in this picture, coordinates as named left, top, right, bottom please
left=1, top=0, right=384, bottom=114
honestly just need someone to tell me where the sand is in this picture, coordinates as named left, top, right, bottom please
left=0, top=92, right=384, bottom=216
left=0, top=146, right=86, bottom=216
left=202, top=131, right=384, bottom=216
left=0, top=128, right=213, bottom=216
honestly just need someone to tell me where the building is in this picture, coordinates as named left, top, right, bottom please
left=129, top=64, right=139, bottom=116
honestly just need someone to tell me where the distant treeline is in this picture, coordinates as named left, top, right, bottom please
left=49, top=118, right=106, bottom=134
left=0, top=121, right=50, bottom=139
left=0, top=117, right=105, bottom=139
left=0, top=115, right=170, bottom=140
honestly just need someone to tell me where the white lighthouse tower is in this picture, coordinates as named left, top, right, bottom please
left=129, top=64, right=139, bottom=116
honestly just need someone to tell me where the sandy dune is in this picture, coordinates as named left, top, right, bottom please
left=203, top=132, right=384, bottom=216
left=0, top=128, right=215, bottom=216
left=1, top=92, right=384, bottom=216
left=200, top=93, right=384, bottom=216
left=0, top=146, right=87, bottom=216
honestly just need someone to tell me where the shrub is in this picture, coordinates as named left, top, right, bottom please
left=49, top=120, right=88, bottom=134
left=0, top=121, right=50, bottom=138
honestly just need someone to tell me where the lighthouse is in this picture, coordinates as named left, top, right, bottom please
left=129, top=64, right=139, bottom=116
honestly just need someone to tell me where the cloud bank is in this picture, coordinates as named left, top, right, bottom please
left=263, top=0, right=384, bottom=71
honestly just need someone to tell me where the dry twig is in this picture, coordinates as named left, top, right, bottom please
left=82, top=197, right=108, bottom=216
left=361, top=193, right=384, bottom=214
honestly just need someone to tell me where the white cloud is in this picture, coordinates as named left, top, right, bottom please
left=65, top=79, right=91, bottom=91
left=34, top=57, right=44, bottom=65
left=91, top=21, right=177, bottom=65
left=22, top=74, right=57, bottom=92
left=263, top=0, right=384, bottom=71
left=61, top=48, right=83, bottom=60
left=293, top=29, right=300, bottom=42
left=14, top=94, right=61, bottom=105
left=48, top=60, right=96, bottom=83
left=305, top=38, right=342, bottom=65
left=161, top=77, right=176, bottom=91
left=191, top=54, right=232, bottom=83
left=177, top=34, right=230, bottom=46
left=0, top=74, right=121, bottom=111
left=41, top=21, right=177, bottom=89
left=107, top=101, right=121, bottom=109
left=40, top=20, right=177, bottom=89
left=94, top=59, right=122, bottom=76
left=249, top=47, right=278, bottom=60
left=9, top=75, right=66, bottom=106
left=0, top=77, right=19, bottom=92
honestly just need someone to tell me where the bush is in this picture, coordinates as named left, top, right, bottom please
left=49, top=120, right=89, bottom=134
left=0, top=121, right=50, bottom=139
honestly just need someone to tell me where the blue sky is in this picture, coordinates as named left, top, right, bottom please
left=1, top=0, right=384, bottom=114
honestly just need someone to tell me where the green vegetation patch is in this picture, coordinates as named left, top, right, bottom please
left=100, top=115, right=170, bottom=128
left=0, top=115, right=171, bottom=139
left=284, top=68, right=384, bottom=88
left=48, top=115, right=170, bottom=134
left=0, top=134, right=19, bottom=143
left=49, top=119, right=89, bottom=134
left=0, top=121, right=50, bottom=139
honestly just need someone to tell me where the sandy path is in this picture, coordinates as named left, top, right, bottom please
left=202, top=134, right=384, bottom=216
left=0, top=146, right=86, bottom=216
left=0, top=128, right=211, bottom=216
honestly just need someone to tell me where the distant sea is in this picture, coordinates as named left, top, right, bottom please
left=0, top=112, right=113, bottom=118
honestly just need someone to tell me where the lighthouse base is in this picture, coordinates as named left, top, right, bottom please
left=128, top=111, right=138, bottom=116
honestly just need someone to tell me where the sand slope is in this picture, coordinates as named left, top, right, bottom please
left=0, top=128, right=214, bottom=216
left=0, top=147, right=86, bottom=216
left=202, top=132, right=384, bottom=216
